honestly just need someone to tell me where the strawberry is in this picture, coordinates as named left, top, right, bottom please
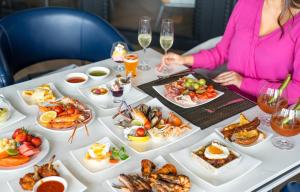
left=12, top=128, right=25, bottom=139
left=31, top=137, right=42, bottom=147
left=15, top=132, right=27, bottom=143
left=26, top=134, right=33, bottom=142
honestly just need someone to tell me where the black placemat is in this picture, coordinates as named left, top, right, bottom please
left=138, top=72, right=256, bottom=129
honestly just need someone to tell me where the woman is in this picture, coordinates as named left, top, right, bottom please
left=161, top=0, right=300, bottom=104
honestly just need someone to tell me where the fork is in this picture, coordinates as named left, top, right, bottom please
left=203, top=98, right=245, bottom=113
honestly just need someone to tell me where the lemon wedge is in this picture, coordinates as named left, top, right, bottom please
left=40, top=111, right=57, bottom=123
left=128, top=135, right=150, bottom=142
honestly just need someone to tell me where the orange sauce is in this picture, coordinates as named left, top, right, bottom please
left=66, top=77, right=85, bottom=83
left=270, top=116, right=300, bottom=137
left=37, top=181, right=64, bottom=192
left=257, top=94, right=288, bottom=114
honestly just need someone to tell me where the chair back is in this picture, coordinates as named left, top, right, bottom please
left=0, top=7, right=131, bottom=86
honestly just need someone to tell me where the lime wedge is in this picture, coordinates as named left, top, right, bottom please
left=131, top=120, right=143, bottom=126
left=6, top=149, right=18, bottom=156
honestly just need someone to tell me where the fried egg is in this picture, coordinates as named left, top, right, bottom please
left=88, top=143, right=110, bottom=159
left=204, top=142, right=230, bottom=159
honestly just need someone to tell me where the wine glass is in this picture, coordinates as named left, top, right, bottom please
left=159, top=18, right=174, bottom=74
left=138, top=16, right=152, bottom=71
left=257, top=84, right=288, bottom=126
left=111, top=42, right=128, bottom=72
left=270, top=104, right=300, bottom=150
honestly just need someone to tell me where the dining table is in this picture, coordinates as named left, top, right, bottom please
left=0, top=48, right=299, bottom=192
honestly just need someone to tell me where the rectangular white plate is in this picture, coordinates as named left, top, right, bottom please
left=106, top=155, right=204, bottom=192
left=98, top=98, right=200, bottom=154
left=18, top=83, right=63, bottom=106
left=215, top=117, right=273, bottom=149
left=79, top=81, right=148, bottom=110
left=0, top=95, right=25, bottom=132
left=70, top=136, right=131, bottom=174
left=153, top=74, right=224, bottom=108
left=170, top=132, right=262, bottom=187
left=7, top=160, right=87, bottom=192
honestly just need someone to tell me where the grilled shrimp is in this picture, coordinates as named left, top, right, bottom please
left=158, top=174, right=191, bottom=189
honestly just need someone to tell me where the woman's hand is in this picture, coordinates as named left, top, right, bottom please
left=213, top=71, right=243, bottom=88
left=161, top=52, right=185, bottom=66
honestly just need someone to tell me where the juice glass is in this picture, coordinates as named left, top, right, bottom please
left=124, top=54, right=139, bottom=77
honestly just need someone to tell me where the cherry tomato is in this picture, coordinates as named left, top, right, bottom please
left=54, top=106, right=63, bottom=114
left=136, top=128, right=145, bottom=137
left=144, top=122, right=151, bottom=130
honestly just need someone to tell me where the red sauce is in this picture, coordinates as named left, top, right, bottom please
left=66, top=77, right=85, bottom=83
left=257, top=94, right=288, bottom=114
left=37, top=181, right=64, bottom=192
left=270, top=116, right=300, bottom=137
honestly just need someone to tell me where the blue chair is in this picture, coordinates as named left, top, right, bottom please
left=0, top=7, right=131, bottom=87
left=281, top=181, right=300, bottom=192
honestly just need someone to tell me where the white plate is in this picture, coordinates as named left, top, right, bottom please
left=79, top=80, right=148, bottom=110
left=215, top=118, right=273, bottom=148
left=170, top=132, right=262, bottom=187
left=153, top=74, right=224, bottom=108
left=106, top=155, right=204, bottom=192
left=0, top=132, right=50, bottom=172
left=7, top=160, right=87, bottom=192
left=18, top=83, right=63, bottom=106
left=0, top=96, right=25, bottom=132
left=36, top=105, right=95, bottom=133
left=70, top=136, right=131, bottom=174
left=98, top=98, right=199, bottom=154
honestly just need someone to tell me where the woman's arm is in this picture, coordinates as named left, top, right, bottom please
left=191, top=0, right=243, bottom=69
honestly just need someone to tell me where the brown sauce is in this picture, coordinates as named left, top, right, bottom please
left=37, top=181, right=64, bottom=192
left=66, top=77, right=85, bottom=83
left=270, top=116, right=300, bottom=137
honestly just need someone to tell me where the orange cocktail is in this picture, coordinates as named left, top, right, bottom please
left=124, top=54, right=138, bottom=77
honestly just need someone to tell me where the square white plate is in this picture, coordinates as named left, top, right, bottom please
left=0, top=95, right=25, bottom=132
left=106, top=155, right=204, bottom=192
left=170, top=132, right=262, bottom=187
left=79, top=81, right=148, bottom=110
left=98, top=98, right=200, bottom=154
left=215, top=118, right=273, bottom=149
left=18, top=83, right=63, bottom=106
left=153, top=74, right=224, bottom=108
left=7, top=160, right=87, bottom=192
left=70, top=136, right=131, bottom=174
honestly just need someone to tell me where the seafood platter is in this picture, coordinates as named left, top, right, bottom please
left=107, top=155, right=203, bottom=192
left=98, top=98, right=199, bottom=153
left=70, top=136, right=130, bottom=173
left=153, top=74, right=223, bottom=108
left=215, top=113, right=272, bottom=148
left=7, top=155, right=86, bottom=192
left=170, top=133, right=262, bottom=187
left=0, top=128, right=49, bottom=172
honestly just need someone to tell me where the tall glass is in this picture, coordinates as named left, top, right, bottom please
left=138, top=16, right=152, bottom=71
left=270, top=105, right=300, bottom=150
left=159, top=19, right=174, bottom=74
left=111, top=42, right=128, bottom=72
left=124, top=53, right=139, bottom=77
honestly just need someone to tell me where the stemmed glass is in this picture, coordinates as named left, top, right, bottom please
left=111, top=42, right=128, bottom=72
left=138, top=16, right=152, bottom=71
left=159, top=18, right=174, bottom=74
left=270, top=104, right=300, bottom=150
left=257, top=85, right=288, bottom=126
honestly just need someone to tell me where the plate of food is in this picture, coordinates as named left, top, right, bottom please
left=153, top=74, right=223, bottom=108
left=170, top=132, right=261, bottom=187
left=106, top=155, right=203, bottom=192
left=70, top=136, right=130, bottom=174
left=79, top=75, right=148, bottom=110
left=19, top=83, right=62, bottom=106
left=98, top=98, right=199, bottom=153
left=0, top=128, right=49, bottom=172
left=215, top=113, right=272, bottom=148
left=7, top=155, right=87, bottom=192
left=0, top=95, right=25, bottom=131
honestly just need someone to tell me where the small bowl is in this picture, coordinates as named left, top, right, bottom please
left=86, top=67, right=110, bottom=81
left=90, top=86, right=110, bottom=101
left=33, top=176, right=68, bottom=192
left=65, top=73, right=88, bottom=87
left=118, top=78, right=132, bottom=95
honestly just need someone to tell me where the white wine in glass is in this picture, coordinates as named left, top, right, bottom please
left=160, top=19, right=174, bottom=74
left=138, top=16, right=152, bottom=71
